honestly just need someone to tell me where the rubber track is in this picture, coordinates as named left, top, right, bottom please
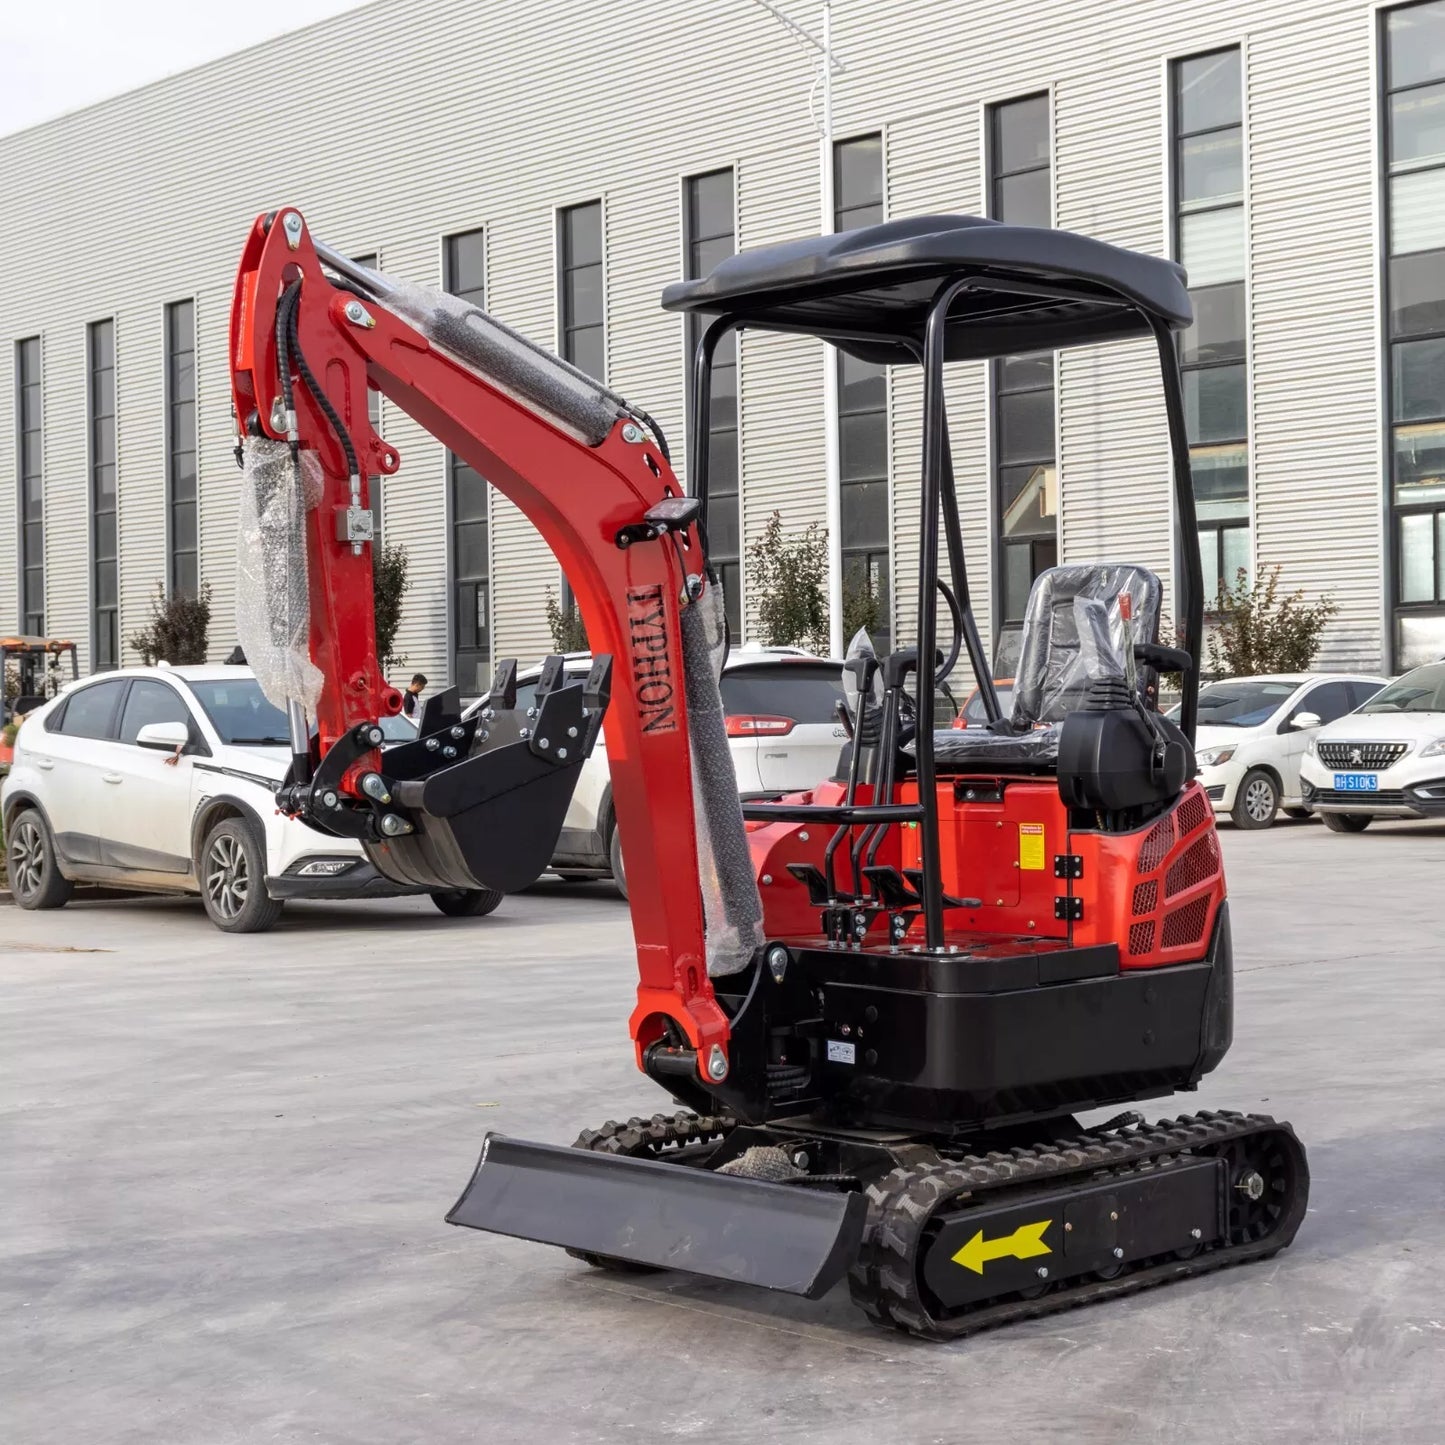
left=848, top=1109, right=1307, bottom=1340
left=571, top=1110, right=736, bottom=1158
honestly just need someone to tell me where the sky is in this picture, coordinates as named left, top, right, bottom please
left=1, top=0, right=367, bottom=136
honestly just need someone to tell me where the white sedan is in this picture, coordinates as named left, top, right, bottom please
left=2, top=664, right=501, bottom=931
left=1182, top=672, right=1387, bottom=828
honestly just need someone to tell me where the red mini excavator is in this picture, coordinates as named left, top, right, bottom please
left=228, top=208, right=1307, bottom=1339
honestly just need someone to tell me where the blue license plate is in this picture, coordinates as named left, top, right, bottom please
left=1333, top=773, right=1378, bottom=792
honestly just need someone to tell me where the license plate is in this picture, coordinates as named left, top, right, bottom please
left=1333, top=773, right=1378, bottom=792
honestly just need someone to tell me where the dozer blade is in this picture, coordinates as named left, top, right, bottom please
left=448, top=1134, right=867, bottom=1299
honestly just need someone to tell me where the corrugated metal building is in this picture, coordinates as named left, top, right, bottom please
left=2, top=0, right=1443, bottom=689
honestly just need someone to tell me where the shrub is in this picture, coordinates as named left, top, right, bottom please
left=129, top=582, right=213, bottom=665
left=545, top=588, right=588, bottom=653
left=373, top=540, right=412, bottom=672
left=1207, top=565, right=1339, bottom=677
left=746, top=511, right=829, bottom=655
left=842, top=571, right=883, bottom=648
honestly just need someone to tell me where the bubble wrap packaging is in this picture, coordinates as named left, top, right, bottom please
left=680, top=582, right=764, bottom=977
left=235, top=437, right=324, bottom=713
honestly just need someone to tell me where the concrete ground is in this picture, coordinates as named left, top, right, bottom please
left=3, top=818, right=1443, bottom=1445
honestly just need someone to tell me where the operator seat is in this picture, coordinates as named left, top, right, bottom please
left=920, top=563, right=1163, bottom=774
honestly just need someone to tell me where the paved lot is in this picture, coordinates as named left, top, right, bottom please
left=3, top=818, right=1444, bottom=1444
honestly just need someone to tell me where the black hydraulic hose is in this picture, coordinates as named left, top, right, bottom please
left=286, top=283, right=361, bottom=482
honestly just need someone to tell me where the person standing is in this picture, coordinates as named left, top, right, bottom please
left=402, top=673, right=427, bottom=717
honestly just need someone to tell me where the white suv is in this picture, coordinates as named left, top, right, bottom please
left=1300, top=660, right=1445, bottom=831
left=1183, top=673, right=1387, bottom=828
left=2, top=664, right=502, bottom=931
left=470, top=648, right=846, bottom=896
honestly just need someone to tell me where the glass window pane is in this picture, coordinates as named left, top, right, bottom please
left=1400, top=513, right=1435, bottom=601
left=1000, top=463, right=1058, bottom=538
left=446, top=231, right=487, bottom=304
left=998, top=386, right=1056, bottom=463
left=567, top=325, right=605, bottom=383
left=688, top=170, right=733, bottom=241
left=1390, top=249, right=1445, bottom=336
left=1391, top=82, right=1445, bottom=167
left=1180, top=283, right=1246, bottom=365
left=1002, top=543, right=1034, bottom=622
left=1180, top=129, right=1243, bottom=206
left=1180, top=207, right=1245, bottom=286
left=171, top=399, right=195, bottom=450
left=994, top=94, right=1050, bottom=173
left=97, top=558, right=118, bottom=608
left=996, top=169, right=1050, bottom=228
left=24, top=565, right=45, bottom=617
left=708, top=361, right=737, bottom=430
left=1396, top=610, right=1445, bottom=668
left=1394, top=420, right=1445, bottom=500
left=1191, top=444, right=1250, bottom=518
left=1176, top=49, right=1242, bottom=134
left=453, top=462, right=488, bottom=521
left=691, top=235, right=733, bottom=279
left=998, top=352, right=1053, bottom=391
left=840, top=412, right=887, bottom=481
left=841, top=478, right=888, bottom=549
left=1387, top=0, right=1445, bottom=91
left=95, top=510, right=117, bottom=558
left=1393, top=336, right=1445, bottom=420
left=839, top=353, right=886, bottom=411
left=119, top=680, right=192, bottom=744
left=706, top=429, right=738, bottom=494
left=718, top=561, right=742, bottom=641
left=834, top=135, right=883, bottom=217
left=1185, top=363, right=1247, bottom=443
left=707, top=494, right=739, bottom=559
left=455, top=520, right=488, bottom=579
left=175, top=552, right=199, bottom=599
left=1222, top=524, right=1250, bottom=589
left=167, top=300, right=193, bottom=352
left=564, top=204, right=602, bottom=266
left=1198, top=529, right=1222, bottom=607
left=565, top=264, right=603, bottom=328
left=60, top=681, right=125, bottom=739
left=1391, top=167, right=1445, bottom=255
left=173, top=499, right=198, bottom=551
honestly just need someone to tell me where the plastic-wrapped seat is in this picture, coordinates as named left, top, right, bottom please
left=915, top=563, right=1163, bottom=775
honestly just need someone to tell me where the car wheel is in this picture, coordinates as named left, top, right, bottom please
left=609, top=820, right=627, bottom=901
left=1231, top=769, right=1279, bottom=830
left=200, top=818, right=284, bottom=933
left=1321, top=812, right=1372, bottom=834
left=430, top=888, right=504, bottom=917
left=1282, top=807, right=1312, bottom=820
left=7, top=809, right=73, bottom=910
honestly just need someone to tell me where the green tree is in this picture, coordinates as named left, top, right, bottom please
left=842, top=570, right=882, bottom=647
left=128, top=582, right=213, bottom=665
left=545, top=588, right=588, bottom=653
left=373, top=540, right=412, bottom=672
left=1207, top=564, right=1339, bottom=676
left=746, top=511, right=829, bottom=654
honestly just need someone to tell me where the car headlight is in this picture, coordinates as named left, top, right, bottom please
left=1306, top=737, right=1319, bottom=757
left=1196, top=746, right=1235, bottom=767
left=1421, top=736, right=1445, bottom=759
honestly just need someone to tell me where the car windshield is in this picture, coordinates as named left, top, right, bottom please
left=719, top=663, right=844, bottom=722
left=1186, top=679, right=1299, bottom=728
left=1357, top=662, right=1445, bottom=714
left=964, top=684, right=1015, bottom=724
left=187, top=678, right=291, bottom=744
left=377, top=713, right=417, bottom=742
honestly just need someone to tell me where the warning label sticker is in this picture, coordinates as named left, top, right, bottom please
left=1019, top=824, right=1046, bottom=871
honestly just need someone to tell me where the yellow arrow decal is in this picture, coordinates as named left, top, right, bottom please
left=951, top=1219, right=1052, bottom=1275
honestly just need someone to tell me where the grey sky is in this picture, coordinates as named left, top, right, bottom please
left=1, top=0, right=366, bottom=136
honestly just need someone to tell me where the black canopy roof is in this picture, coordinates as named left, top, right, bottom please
left=661, top=214, right=1192, bottom=364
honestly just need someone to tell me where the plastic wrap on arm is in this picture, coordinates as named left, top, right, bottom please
left=680, top=582, right=764, bottom=977
left=235, top=437, right=324, bottom=713
left=381, top=276, right=626, bottom=448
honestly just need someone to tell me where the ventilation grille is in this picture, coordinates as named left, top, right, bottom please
left=1132, top=879, right=1158, bottom=916
left=1137, top=815, right=1175, bottom=873
left=1128, top=920, right=1156, bottom=956
left=1317, top=741, right=1409, bottom=771
left=1175, top=789, right=1210, bottom=835
left=1161, top=896, right=1212, bottom=949
left=1164, top=832, right=1220, bottom=898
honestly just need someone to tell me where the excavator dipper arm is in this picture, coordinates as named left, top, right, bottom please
left=228, top=208, right=732, bottom=1081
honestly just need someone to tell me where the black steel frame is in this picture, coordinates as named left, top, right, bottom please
left=687, top=270, right=1202, bottom=952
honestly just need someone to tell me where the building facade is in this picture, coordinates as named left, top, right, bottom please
left=2, top=0, right=1442, bottom=689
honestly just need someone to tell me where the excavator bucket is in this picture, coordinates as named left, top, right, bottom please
left=366, top=656, right=611, bottom=893
left=448, top=1134, right=867, bottom=1299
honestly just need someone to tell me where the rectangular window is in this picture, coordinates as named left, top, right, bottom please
left=1384, top=1, right=1445, bottom=667
left=834, top=134, right=891, bottom=648
left=16, top=336, right=43, bottom=634
left=165, top=299, right=198, bottom=599
left=444, top=229, right=490, bottom=692
left=988, top=95, right=1057, bottom=636
left=684, top=169, right=741, bottom=638
left=559, top=201, right=605, bottom=383
left=89, top=320, right=118, bottom=670
left=1171, top=49, right=1249, bottom=604
left=352, top=253, right=383, bottom=541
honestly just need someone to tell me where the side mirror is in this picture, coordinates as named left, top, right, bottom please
left=136, top=720, right=190, bottom=752
left=1289, top=711, right=1321, bottom=731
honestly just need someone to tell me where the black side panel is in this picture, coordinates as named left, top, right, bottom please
left=1197, top=900, right=1233, bottom=1076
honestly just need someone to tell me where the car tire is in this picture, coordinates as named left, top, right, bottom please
left=1321, top=812, right=1372, bottom=834
left=7, top=808, right=73, bottom=910
left=430, top=888, right=504, bottom=917
left=1282, top=807, right=1312, bottom=820
left=609, top=820, right=627, bottom=901
left=199, top=818, right=285, bottom=933
left=1231, top=769, right=1279, bottom=830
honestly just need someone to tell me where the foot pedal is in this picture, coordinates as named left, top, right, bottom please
left=861, top=866, right=919, bottom=909
left=786, top=863, right=836, bottom=906
left=902, top=868, right=980, bottom=909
